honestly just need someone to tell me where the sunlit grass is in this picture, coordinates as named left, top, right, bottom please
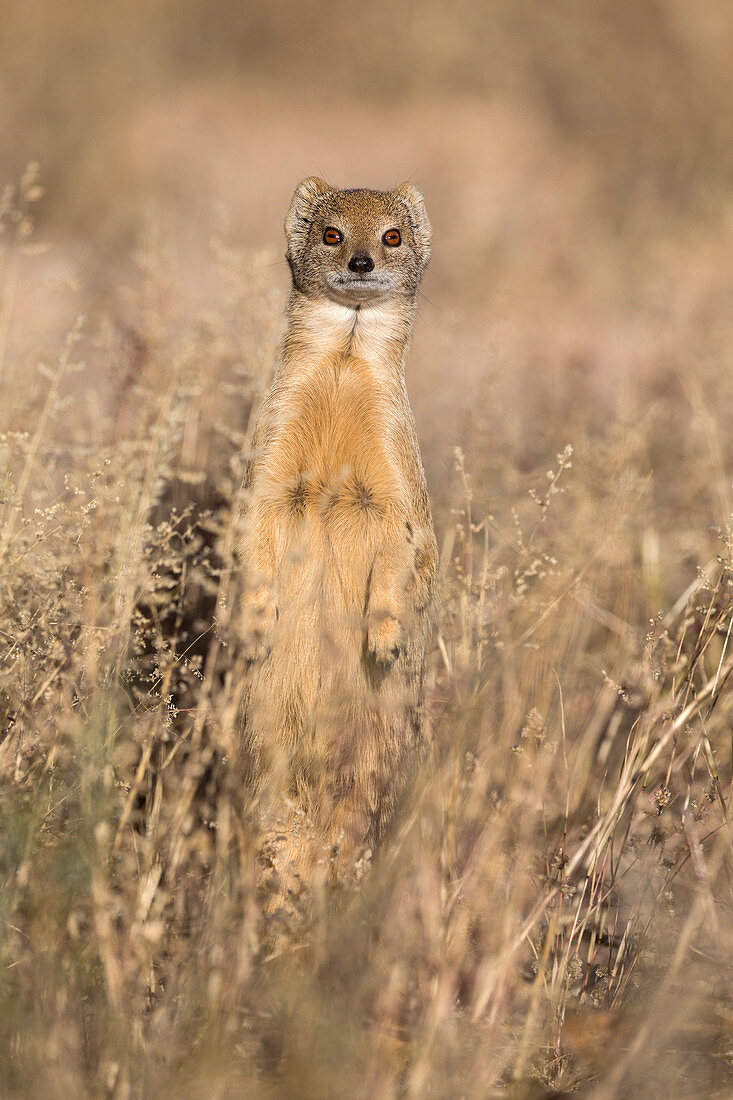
left=1, top=132, right=733, bottom=1100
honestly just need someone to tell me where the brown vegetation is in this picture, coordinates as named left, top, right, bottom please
left=2, top=3, right=733, bottom=1096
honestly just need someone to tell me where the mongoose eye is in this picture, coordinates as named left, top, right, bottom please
left=382, top=229, right=401, bottom=247
left=323, top=227, right=343, bottom=246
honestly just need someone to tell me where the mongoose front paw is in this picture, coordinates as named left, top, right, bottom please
left=243, top=638, right=273, bottom=664
left=370, top=642, right=403, bottom=670
left=367, top=616, right=403, bottom=669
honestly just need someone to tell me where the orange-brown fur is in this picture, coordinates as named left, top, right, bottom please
left=237, top=180, right=437, bottom=900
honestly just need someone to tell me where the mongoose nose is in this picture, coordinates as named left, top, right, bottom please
left=348, top=253, right=375, bottom=275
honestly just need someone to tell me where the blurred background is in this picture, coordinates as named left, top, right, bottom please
left=4, top=5, right=733, bottom=1094
left=4, top=1, right=733, bottom=601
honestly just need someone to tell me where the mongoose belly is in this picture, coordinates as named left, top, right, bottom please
left=248, top=361, right=406, bottom=745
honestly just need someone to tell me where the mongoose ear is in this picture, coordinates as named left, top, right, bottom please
left=394, top=182, right=432, bottom=264
left=285, top=177, right=332, bottom=257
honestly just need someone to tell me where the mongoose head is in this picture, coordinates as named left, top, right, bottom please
left=285, top=178, right=432, bottom=308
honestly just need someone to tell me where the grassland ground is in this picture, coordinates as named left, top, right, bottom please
left=3, top=4, right=733, bottom=1094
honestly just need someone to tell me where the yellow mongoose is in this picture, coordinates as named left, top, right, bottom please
left=238, top=177, right=437, bottom=894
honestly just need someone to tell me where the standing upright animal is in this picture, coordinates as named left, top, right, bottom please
left=237, top=177, right=437, bottom=897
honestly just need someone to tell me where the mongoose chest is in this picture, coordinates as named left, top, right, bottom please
left=259, top=352, right=404, bottom=541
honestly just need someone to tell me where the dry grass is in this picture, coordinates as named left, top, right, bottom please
left=2, top=4, right=733, bottom=1096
